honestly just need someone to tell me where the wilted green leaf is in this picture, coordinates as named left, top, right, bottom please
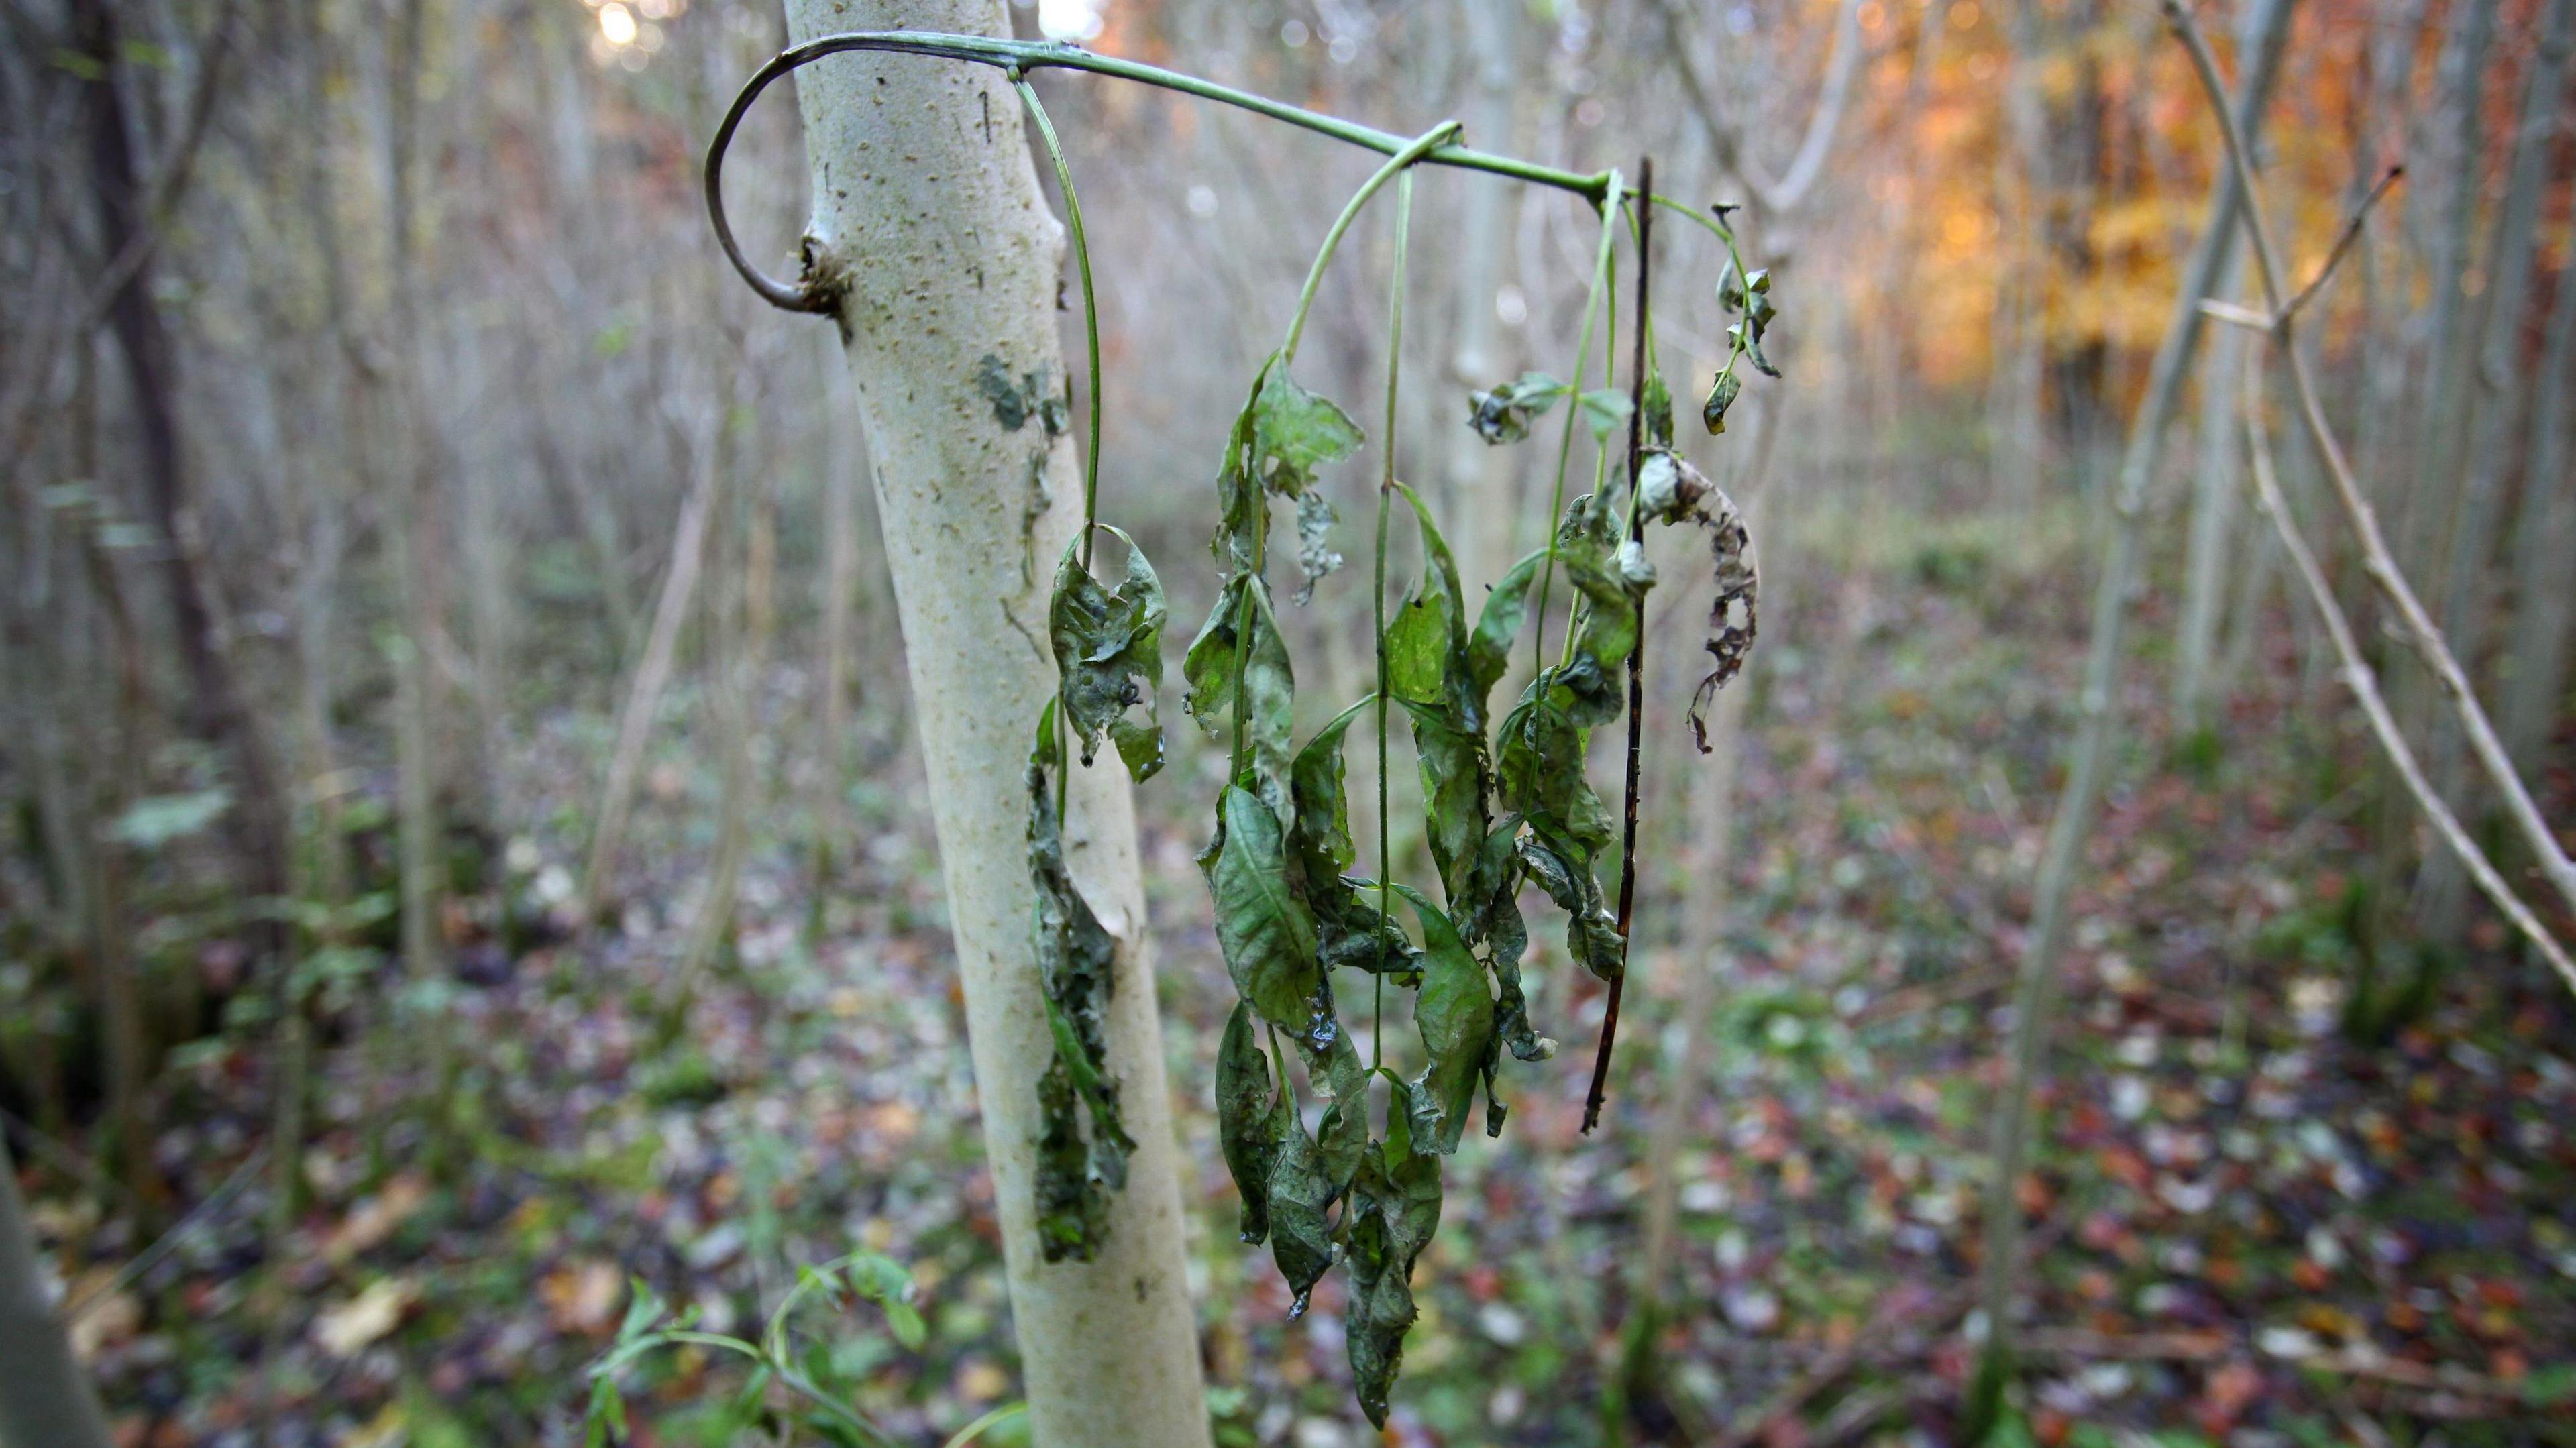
left=1642, top=366, right=1674, bottom=447
left=1216, top=1001, right=1281, bottom=1245
left=1466, top=372, right=1566, bottom=445
left=1026, top=706, right=1136, bottom=1262
left=1049, top=526, right=1166, bottom=782
left=1265, top=1091, right=1335, bottom=1315
left=1468, top=549, right=1545, bottom=709
left=1391, top=884, right=1494, bottom=1154
left=1252, top=358, right=1365, bottom=497
left=1182, top=573, right=1297, bottom=809
left=1344, top=1101, right=1442, bottom=1427
left=1518, top=834, right=1625, bottom=982
left=1291, top=700, right=1420, bottom=977
left=1201, top=785, right=1331, bottom=1054
left=1578, top=388, right=1633, bottom=441
left=1702, top=369, right=1742, bottom=435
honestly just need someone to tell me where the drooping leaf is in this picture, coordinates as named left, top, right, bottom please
left=1216, top=1001, right=1281, bottom=1245
left=1495, top=693, right=1613, bottom=863
left=1382, top=588, right=1450, bottom=709
left=1201, top=785, right=1332, bottom=1056
left=1517, top=833, right=1625, bottom=983
left=1383, top=486, right=1505, bottom=910
left=1197, top=356, right=1361, bottom=600
left=1026, top=706, right=1136, bottom=1261
left=1494, top=503, right=1633, bottom=989
left=1391, top=884, right=1495, bottom=1154
left=1398, top=700, right=1489, bottom=909
left=1182, top=573, right=1297, bottom=811
left=1311, top=1030, right=1372, bottom=1202
left=1578, top=387, right=1633, bottom=441
left=1468, top=548, right=1546, bottom=710
left=1466, top=372, right=1566, bottom=445
left=1265, top=1089, right=1336, bottom=1315
left=1642, top=366, right=1674, bottom=447
left=1702, top=369, right=1742, bottom=435
left=1456, top=818, right=1551, bottom=1062
left=1290, top=698, right=1368, bottom=880
left=1049, top=526, right=1167, bottom=782
left=1252, top=358, right=1366, bottom=498
left=1291, top=699, right=1421, bottom=977
left=1344, top=1099, right=1443, bottom=1427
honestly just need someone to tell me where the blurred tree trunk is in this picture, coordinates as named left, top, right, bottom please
left=672, top=404, right=772, bottom=1025
left=1444, top=0, right=1517, bottom=590
left=382, top=0, right=452, bottom=1129
left=781, top=4, right=1210, bottom=1442
left=1991, top=0, right=2052, bottom=519
left=584, top=414, right=718, bottom=923
left=0, top=1135, right=113, bottom=1448
left=2501, top=245, right=2576, bottom=785
left=812, top=339, right=864, bottom=911
left=2173, top=240, right=2250, bottom=734
left=74, top=0, right=292, bottom=1003
left=1967, top=0, right=2294, bottom=1432
left=2412, top=0, right=2571, bottom=938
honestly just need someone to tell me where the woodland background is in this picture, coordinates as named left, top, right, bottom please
left=3, top=0, right=2575, bottom=1443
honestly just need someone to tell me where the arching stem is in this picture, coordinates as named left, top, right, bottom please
left=1229, top=123, right=1458, bottom=787
left=1014, top=75, right=1100, bottom=830
left=1529, top=171, right=1625, bottom=677
left=1374, top=171, right=1417, bottom=1069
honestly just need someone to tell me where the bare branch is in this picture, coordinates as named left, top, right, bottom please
left=2241, top=367, right=2576, bottom=992
left=2197, top=298, right=2275, bottom=331
left=1652, top=0, right=1866, bottom=217
left=2162, top=0, right=2576, bottom=928
left=2281, top=164, right=2404, bottom=325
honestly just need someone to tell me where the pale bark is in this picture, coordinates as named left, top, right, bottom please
left=781, top=4, right=1210, bottom=1443
left=2242, top=372, right=2575, bottom=990
left=2501, top=233, right=2576, bottom=784
left=813, top=337, right=864, bottom=903
left=582, top=418, right=717, bottom=924
left=2412, top=0, right=2573, bottom=934
left=1442, top=0, right=1517, bottom=591
left=0, top=1135, right=115, bottom=1448
left=673, top=438, right=775, bottom=1021
left=2173, top=242, right=2251, bottom=732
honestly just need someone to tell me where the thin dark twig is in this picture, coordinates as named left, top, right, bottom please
left=2280, top=164, right=2403, bottom=324
left=1584, top=155, right=1652, bottom=1137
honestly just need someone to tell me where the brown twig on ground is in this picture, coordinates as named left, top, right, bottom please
left=2161, top=0, right=2576, bottom=948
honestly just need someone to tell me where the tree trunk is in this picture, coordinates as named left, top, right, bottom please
left=1966, top=0, right=2294, bottom=1431
left=780, top=4, right=1211, bottom=1443
left=1442, top=0, right=1517, bottom=591
left=812, top=335, right=865, bottom=911
left=2411, top=0, right=2571, bottom=937
left=2501, top=232, right=2576, bottom=785
left=74, top=0, right=293, bottom=993
left=584, top=414, right=718, bottom=924
left=2172, top=240, right=2251, bottom=734
left=0, top=1135, right=115, bottom=1448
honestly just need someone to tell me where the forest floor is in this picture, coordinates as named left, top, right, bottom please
left=29, top=502, right=2576, bottom=1448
